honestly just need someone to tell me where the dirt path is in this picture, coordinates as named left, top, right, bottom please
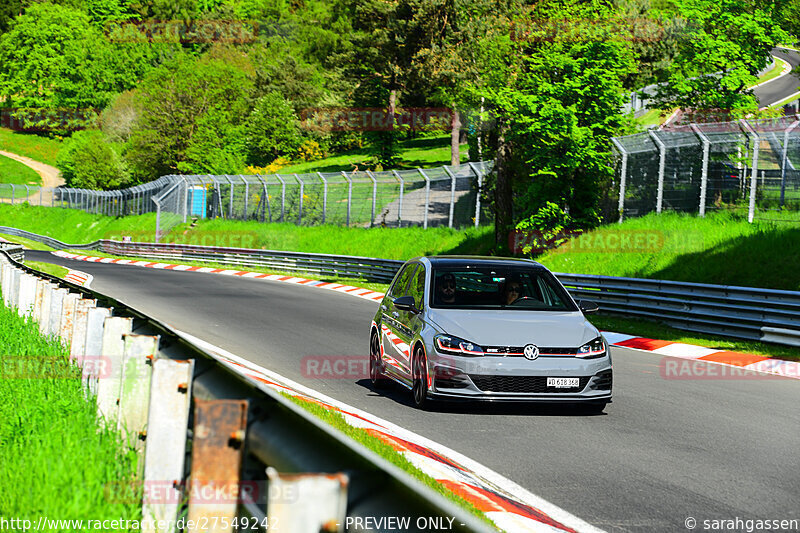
left=0, top=149, right=64, bottom=188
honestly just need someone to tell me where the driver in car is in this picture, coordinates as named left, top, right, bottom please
left=435, top=273, right=457, bottom=305
left=503, top=278, right=523, bottom=305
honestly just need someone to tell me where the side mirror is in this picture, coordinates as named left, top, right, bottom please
left=393, top=295, right=420, bottom=314
left=578, top=300, right=599, bottom=315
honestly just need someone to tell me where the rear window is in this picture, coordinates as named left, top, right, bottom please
left=429, top=265, right=577, bottom=311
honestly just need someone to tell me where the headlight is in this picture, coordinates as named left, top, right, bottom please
left=577, top=337, right=606, bottom=359
left=434, top=334, right=484, bottom=356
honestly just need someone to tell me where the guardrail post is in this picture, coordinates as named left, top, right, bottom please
left=32, top=279, right=47, bottom=322
left=82, top=306, right=112, bottom=397
left=443, top=165, right=457, bottom=228
left=295, top=174, right=304, bottom=224
left=690, top=125, right=711, bottom=217
left=266, top=468, right=348, bottom=531
left=779, top=121, right=799, bottom=209
left=118, top=334, right=158, bottom=453
left=38, top=283, right=56, bottom=335
left=341, top=171, right=352, bottom=226
left=392, top=170, right=404, bottom=227
left=17, top=273, right=37, bottom=317
left=186, top=400, right=249, bottom=533
left=648, top=130, right=666, bottom=214
left=47, top=287, right=68, bottom=338
left=96, top=316, right=133, bottom=425
left=740, top=120, right=760, bottom=223
left=141, top=359, right=194, bottom=532
left=9, top=267, right=21, bottom=310
left=367, top=170, right=377, bottom=226
left=58, top=293, right=80, bottom=346
left=69, top=298, right=97, bottom=366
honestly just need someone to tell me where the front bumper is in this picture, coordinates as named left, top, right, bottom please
left=428, top=353, right=612, bottom=402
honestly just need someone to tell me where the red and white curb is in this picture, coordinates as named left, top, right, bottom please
left=175, top=329, right=604, bottom=533
left=64, top=269, right=93, bottom=288
left=602, top=332, right=800, bottom=380
left=51, top=251, right=386, bottom=303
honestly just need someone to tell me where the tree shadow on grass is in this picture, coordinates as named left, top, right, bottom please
left=648, top=225, right=800, bottom=291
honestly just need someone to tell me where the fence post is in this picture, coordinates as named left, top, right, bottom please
left=610, top=138, right=628, bottom=223
left=276, top=174, right=286, bottom=222
left=740, top=119, right=760, bottom=223
left=690, top=124, right=711, bottom=217
left=392, top=170, right=404, bottom=227
left=417, top=169, right=431, bottom=229
left=256, top=175, right=269, bottom=222
left=780, top=120, right=799, bottom=209
left=367, top=170, right=377, bottom=226
left=442, top=165, right=457, bottom=228
left=468, top=162, right=483, bottom=228
left=295, top=174, right=304, bottom=224
left=10, top=184, right=14, bottom=204
left=223, top=174, right=235, bottom=219
left=241, top=175, right=249, bottom=220
left=648, top=130, right=666, bottom=214
left=317, top=172, right=328, bottom=224
left=341, top=171, right=352, bottom=227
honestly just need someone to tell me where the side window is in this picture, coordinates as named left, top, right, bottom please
left=388, top=264, right=417, bottom=298
left=407, top=265, right=426, bottom=309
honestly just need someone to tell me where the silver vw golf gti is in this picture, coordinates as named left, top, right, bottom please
left=369, top=257, right=612, bottom=411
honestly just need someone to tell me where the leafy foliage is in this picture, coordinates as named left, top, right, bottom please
left=56, top=130, right=132, bottom=190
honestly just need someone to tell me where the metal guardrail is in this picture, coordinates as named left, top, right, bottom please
left=0, top=242, right=24, bottom=262
left=2, top=226, right=799, bottom=346
left=0, top=246, right=492, bottom=533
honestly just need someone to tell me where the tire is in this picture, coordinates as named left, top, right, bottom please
left=369, top=330, right=386, bottom=388
left=411, top=347, right=430, bottom=409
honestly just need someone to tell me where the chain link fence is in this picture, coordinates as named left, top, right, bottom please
left=0, top=163, right=491, bottom=241
left=611, top=117, right=800, bottom=223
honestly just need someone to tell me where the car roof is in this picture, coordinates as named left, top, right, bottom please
left=414, top=255, right=546, bottom=269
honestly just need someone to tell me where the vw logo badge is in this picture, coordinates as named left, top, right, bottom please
left=523, top=344, right=539, bottom=360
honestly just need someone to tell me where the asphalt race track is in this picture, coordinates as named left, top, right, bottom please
left=755, top=49, right=800, bottom=108
left=30, top=251, right=800, bottom=532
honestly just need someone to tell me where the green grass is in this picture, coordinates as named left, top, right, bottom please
left=769, top=90, right=800, bottom=109
left=25, top=260, right=69, bottom=278
left=0, top=234, right=55, bottom=251
left=0, top=301, right=140, bottom=529
left=636, top=107, right=676, bottom=128
left=0, top=127, right=62, bottom=167
left=0, top=154, right=41, bottom=185
left=282, top=393, right=496, bottom=528
left=755, top=57, right=789, bottom=85
left=593, top=314, right=800, bottom=361
left=536, top=210, right=800, bottom=291
left=0, top=203, right=494, bottom=260
left=281, top=135, right=469, bottom=174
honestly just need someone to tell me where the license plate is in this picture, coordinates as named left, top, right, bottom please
left=547, top=377, right=580, bottom=388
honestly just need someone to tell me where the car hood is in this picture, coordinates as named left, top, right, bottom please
left=426, top=309, right=599, bottom=348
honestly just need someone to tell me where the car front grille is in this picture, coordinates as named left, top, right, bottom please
left=468, top=375, right=591, bottom=394
left=483, top=346, right=579, bottom=356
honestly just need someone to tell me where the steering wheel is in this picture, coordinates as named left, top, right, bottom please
left=508, top=296, right=534, bottom=305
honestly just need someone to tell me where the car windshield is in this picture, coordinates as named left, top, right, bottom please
left=430, top=265, right=577, bottom=311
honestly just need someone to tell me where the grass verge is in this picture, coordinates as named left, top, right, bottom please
left=0, top=128, right=61, bottom=167
left=25, top=260, right=69, bottom=278
left=755, top=56, right=789, bottom=85
left=0, top=154, right=41, bottom=185
left=593, top=313, right=800, bottom=362
left=281, top=393, right=496, bottom=528
left=0, top=301, right=140, bottom=528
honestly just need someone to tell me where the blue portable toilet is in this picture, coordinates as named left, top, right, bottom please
left=189, top=186, right=207, bottom=218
